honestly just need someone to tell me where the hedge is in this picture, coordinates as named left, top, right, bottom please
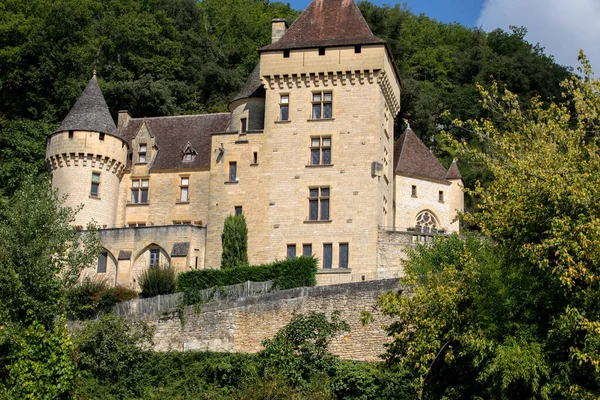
left=177, top=256, right=317, bottom=304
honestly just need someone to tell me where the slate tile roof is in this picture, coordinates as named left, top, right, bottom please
left=171, top=242, right=190, bottom=257
left=445, top=159, right=462, bottom=180
left=230, top=64, right=265, bottom=107
left=260, top=0, right=384, bottom=52
left=119, top=113, right=231, bottom=170
left=56, top=75, right=119, bottom=137
left=394, top=128, right=449, bottom=182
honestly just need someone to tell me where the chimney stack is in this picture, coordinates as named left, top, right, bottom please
left=271, top=18, right=288, bottom=43
left=118, top=110, right=132, bottom=129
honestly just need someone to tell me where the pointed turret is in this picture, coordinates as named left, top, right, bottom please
left=56, top=74, right=118, bottom=137
left=260, top=0, right=385, bottom=51
left=445, top=159, right=462, bottom=180
left=394, top=128, right=448, bottom=181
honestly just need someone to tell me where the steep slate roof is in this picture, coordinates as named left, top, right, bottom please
left=119, top=113, right=231, bottom=170
left=445, top=159, right=462, bottom=180
left=260, top=0, right=385, bottom=51
left=230, top=64, right=264, bottom=107
left=56, top=75, right=119, bottom=137
left=394, top=128, right=448, bottom=181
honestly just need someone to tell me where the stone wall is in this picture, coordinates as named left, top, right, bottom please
left=121, top=279, right=400, bottom=361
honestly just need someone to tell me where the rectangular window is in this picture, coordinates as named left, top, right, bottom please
left=412, top=185, right=417, bottom=197
left=229, top=161, right=237, bottom=182
left=235, top=206, right=243, bottom=216
left=280, top=94, right=289, bottom=121
left=240, top=118, right=247, bottom=133
left=323, top=243, right=332, bottom=269
left=149, top=248, right=160, bottom=267
left=68, top=130, right=74, bottom=139
left=99, top=133, right=105, bottom=141
left=310, top=136, right=331, bottom=165
left=287, top=244, right=296, bottom=259
left=97, top=251, right=107, bottom=273
left=308, top=187, right=330, bottom=221
left=131, top=178, right=149, bottom=204
left=283, top=49, right=290, bottom=58
left=180, top=177, right=189, bottom=202
left=354, top=45, right=362, bottom=53
left=339, top=243, right=349, bottom=269
left=90, top=172, right=100, bottom=197
left=318, top=47, right=325, bottom=56
left=439, top=190, right=444, bottom=202
left=303, top=244, right=312, bottom=257
left=253, top=152, right=258, bottom=164
left=312, top=91, right=332, bottom=119
left=139, top=144, right=147, bottom=163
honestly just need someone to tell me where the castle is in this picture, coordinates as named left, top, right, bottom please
left=45, top=0, right=463, bottom=288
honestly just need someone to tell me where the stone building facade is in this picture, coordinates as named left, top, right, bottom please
left=46, top=0, right=463, bottom=288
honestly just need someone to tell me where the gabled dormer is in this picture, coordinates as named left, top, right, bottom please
left=130, top=119, right=157, bottom=174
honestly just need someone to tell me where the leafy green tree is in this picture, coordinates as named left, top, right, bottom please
left=259, top=312, right=349, bottom=387
left=378, top=56, right=600, bottom=399
left=221, top=214, right=248, bottom=269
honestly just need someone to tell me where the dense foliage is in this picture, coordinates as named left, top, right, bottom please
left=375, top=56, right=600, bottom=399
left=65, top=278, right=138, bottom=320
left=178, top=256, right=317, bottom=304
left=0, top=179, right=101, bottom=397
left=138, top=264, right=177, bottom=298
left=221, top=214, right=249, bottom=269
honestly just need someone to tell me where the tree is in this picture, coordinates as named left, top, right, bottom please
left=377, top=55, right=600, bottom=399
left=221, top=214, right=248, bottom=269
left=0, top=176, right=102, bottom=397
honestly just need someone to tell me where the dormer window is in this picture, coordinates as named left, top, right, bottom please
left=138, top=144, right=147, bottom=163
left=182, top=141, right=197, bottom=162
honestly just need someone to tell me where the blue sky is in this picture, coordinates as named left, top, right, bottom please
left=288, top=0, right=484, bottom=27
left=285, top=0, right=600, bottom=71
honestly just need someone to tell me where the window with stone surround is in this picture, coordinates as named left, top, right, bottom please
left=149, top=248, right=160, bottom=267
left=240, top=118, right=247, bottom=133
left=138, top=144, right=147, bottom=163
left=310, top=136, right=331, bottom=165
left=280, top=94, right=289, bottom=121
left=90, top=172, right=100, bottom=197
left=235, top=206, right=243, bottom=216
left=131, top=178, right=149, bottom=204
left=303, top=244, right=312, bottom=256
left=323, top=243, right=332, bottom=269
left=339, top=243, right=349, bottom=269
left=416, top=211, right=437, bottom=234
left=308, top=187, right=330, bottom=221
left=312, top=92, right=332, bottom=119
left=180, top=177, right=189, bottom=202
left=229, top=161, right=237, bottom=182
left=97, top=251, right=107, bottom=273
left=287, top=244, right=296, bottom=259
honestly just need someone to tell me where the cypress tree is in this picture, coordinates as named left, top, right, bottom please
left=220, top=214, right=248, bottom=269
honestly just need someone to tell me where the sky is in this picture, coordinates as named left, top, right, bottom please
left=287, top=0, right=600, bottom=71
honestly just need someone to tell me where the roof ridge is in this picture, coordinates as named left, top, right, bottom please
left=130, top=113, right=230, bottom=121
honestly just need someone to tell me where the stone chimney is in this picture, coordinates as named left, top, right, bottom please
left=118, top=110, right=132, bottom=129
left=271, top=18, right=288, bottom=43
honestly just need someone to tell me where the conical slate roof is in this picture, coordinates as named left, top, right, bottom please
left=445, top=159, right=462, bottom=180
left=260, top=0, right=384, bottom=51
left=394, top=128, right=448, bottom=181
left=229, top=64, right=265, bottom=109
left=56, top=74, right=118, bottom=136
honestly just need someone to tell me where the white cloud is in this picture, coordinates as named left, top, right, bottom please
left=477, top=0, right=600, bottom=71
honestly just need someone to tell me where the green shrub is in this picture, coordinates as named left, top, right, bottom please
left=221, top=214, right=249, bottom=269
left=177, top=256, right=317, bottom=304
left=138, top=264, right=176, bottom=298
left=65, top=277, right=138, bottom=319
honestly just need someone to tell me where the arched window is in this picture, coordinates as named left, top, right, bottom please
left=415, top=211, right=437, bottom=234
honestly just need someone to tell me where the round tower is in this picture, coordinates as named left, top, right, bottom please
left=46, top=73, right=127, bottom=228
left=228, top=64, right=265, bottom=133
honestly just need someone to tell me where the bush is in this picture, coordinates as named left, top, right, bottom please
left=65, top=277, right=138, bottom=319
left=221, top=214, right=248, bottom=269
left=138, top=264, right=176, bottom=298
left=177, top=256, right=317, bottom=304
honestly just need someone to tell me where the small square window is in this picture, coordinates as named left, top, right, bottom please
left=318, top=47, right=325, bottom=56
left=235, top=206, right=243, bottom=216
left=99, top=133, right=105, bottom=140
left=287, top=244, right=296, bottom=259
left=283, top=49, right=290, bottom=58
left=303, top=244, right=312, bottom=257
left=68, top=130, right=74, bottom=139
left=354, top=45, right=362, bottom=53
